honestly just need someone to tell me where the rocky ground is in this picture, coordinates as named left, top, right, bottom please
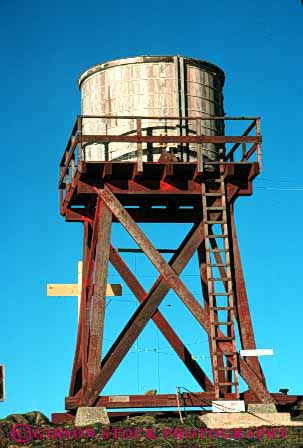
left=0, top=412, right=303, bottom=447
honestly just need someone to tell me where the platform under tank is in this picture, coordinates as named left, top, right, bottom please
left=78, top=55, right=225, bottom=163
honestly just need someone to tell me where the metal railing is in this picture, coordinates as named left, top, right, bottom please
left=59, top=115, right=262, bottom=197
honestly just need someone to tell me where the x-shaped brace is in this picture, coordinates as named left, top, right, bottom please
left=80, top=186, right=274, bottom=405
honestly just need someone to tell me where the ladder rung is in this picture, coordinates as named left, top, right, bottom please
left=212, top=322, right=233, bottom=326
left=206, top=220, right=226, bottom=224
left=211, top=306, right=234, bottom=310
left=205, top=193, right=224, bottom=197
left=206, top=235, right=228, bottom=238
left=209, top=277, right=230, bottom=281
left=213, top=336, right=234, bottom=341
left=214, top=352, right=237, bottom=357
left=217, top=382, right=238, bottom=386
left=207, top=206, right=226, bottom=210
left=218, top=367, right=237, bottom=371
left=209, top=292, right=232, bottom=296
left=207, top=248, right=228, bottom=252
left=208, top=263, right=230, bottom=267
left=215, top=352, right=235, bottom=356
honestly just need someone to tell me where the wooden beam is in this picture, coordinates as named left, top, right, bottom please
left=69, top=222, right=90, bottom=397
left=47, top=282, right=122, bottom=297
left=47, top=260, right=122, bottom=327
left=229, top=205, right=265, bottom=384
left=109, top=246, right=214, bottom=392
left=82, top=186, right=274, bottom=406
left=77, top=134, right=261, bottom=144
left=82, top=220, right=208, bottom=405
left=87, top=200, right=112, bottom=386
left=47, top=284, right=78, bottom=296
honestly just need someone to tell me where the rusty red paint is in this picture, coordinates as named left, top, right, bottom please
left=58, top=114, right=279, bottom=411
left=109, top=246, right=214, bottom=392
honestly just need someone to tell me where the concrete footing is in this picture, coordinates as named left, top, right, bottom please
left=247, top=403, right=277, bottom=413
left=199, top=412, right=303, bottom=429
left=75, top=407, right=110, bottom=426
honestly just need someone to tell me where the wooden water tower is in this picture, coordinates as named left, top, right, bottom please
left=54, top=56, right=297, bottom=420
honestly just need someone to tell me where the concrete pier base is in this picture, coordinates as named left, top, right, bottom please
left=75, top=407, right=110, bottom=426
left=199, top=412, right=303, bottom=429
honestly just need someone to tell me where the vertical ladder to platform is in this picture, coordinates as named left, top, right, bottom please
left=202, top=172, right=239, bottom=399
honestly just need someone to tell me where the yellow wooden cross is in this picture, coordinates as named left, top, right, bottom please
left=47, top=261, right=122, bottom=319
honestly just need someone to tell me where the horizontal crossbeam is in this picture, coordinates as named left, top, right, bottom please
left=47, top=283, right=122, bottom=297
left=78, top=135, right=261, bottom=144
left=96, top=392, right=219, bottom=408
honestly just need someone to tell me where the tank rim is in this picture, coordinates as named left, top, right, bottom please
left=78, top=55, right=225, bottom=88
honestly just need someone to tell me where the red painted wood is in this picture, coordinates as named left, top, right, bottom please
left=109, top=246, right=214, bottom=392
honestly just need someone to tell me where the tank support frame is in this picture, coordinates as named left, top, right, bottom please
left=57, top=116, right=285, bottom=414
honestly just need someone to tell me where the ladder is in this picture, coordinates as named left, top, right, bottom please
left=202, top=170, right=239, bottom=399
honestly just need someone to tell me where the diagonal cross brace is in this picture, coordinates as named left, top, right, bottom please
left=81, top=186, right=274, bottom=405
left=94, top=187, right=210, bottom=329
left=82, top=209, right=207, bottom=404
left=109, top=245, right=214, bottom=392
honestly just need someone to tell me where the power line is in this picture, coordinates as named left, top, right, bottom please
left=257, top=187, right=303, bottom=191
left=257, top=177, right=302, bottom=183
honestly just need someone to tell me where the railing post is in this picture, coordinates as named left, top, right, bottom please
left=256, top=118, right=262, bottom=172
left=77, top=115, right=83, bottom=171
left=63, top=146, right=69, bottom=190
left=60, top=166, right=65, bottom=182
left=71, top=156, right=76, bottom=178
left=196, top=119, right=203, bottom=173
left=60, top=189, right=64, bottom=213
left=219, top=148, right=225, bottom=174
left=65, top=172, right=69, bottom=191
left=136, top=118, right=143, bottom=172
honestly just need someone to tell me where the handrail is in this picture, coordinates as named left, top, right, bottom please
left=59, top=115, right=262, bottom=193
left=225, top=120, right=257, bottom=161
left=59, top=117, right=79, bottom=167
left=80, top=114, right=260, bottom=121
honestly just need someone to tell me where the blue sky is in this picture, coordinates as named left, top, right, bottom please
left=0, top=0, right=302, bottom=418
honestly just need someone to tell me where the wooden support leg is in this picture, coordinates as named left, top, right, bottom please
left=229, top=204, right=266, bottom=385
left=67, top=184, right=274, bottom=408
left=87, top=199, right=112, bottom=386
left=69, top=214, right=92, bottom=395
left=80, top=188, right=274, bottom=405
left=82, top=217, right=208, bottom=405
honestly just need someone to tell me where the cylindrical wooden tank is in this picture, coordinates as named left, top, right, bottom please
left=78, top=55, right=225, bottom=162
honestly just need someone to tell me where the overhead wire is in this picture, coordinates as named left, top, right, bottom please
left=255, top=177, right=303, bottom=191
left=256, top=186, right=303, bottom=191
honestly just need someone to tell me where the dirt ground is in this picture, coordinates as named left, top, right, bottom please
left=1, top=412, right=303, bottom=447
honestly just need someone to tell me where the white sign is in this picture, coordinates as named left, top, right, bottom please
left=212, top=400, right=245, bottom=413
left=240, top=349, right=274, bottom=357
left=109, top=395, right=130, bottom=403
